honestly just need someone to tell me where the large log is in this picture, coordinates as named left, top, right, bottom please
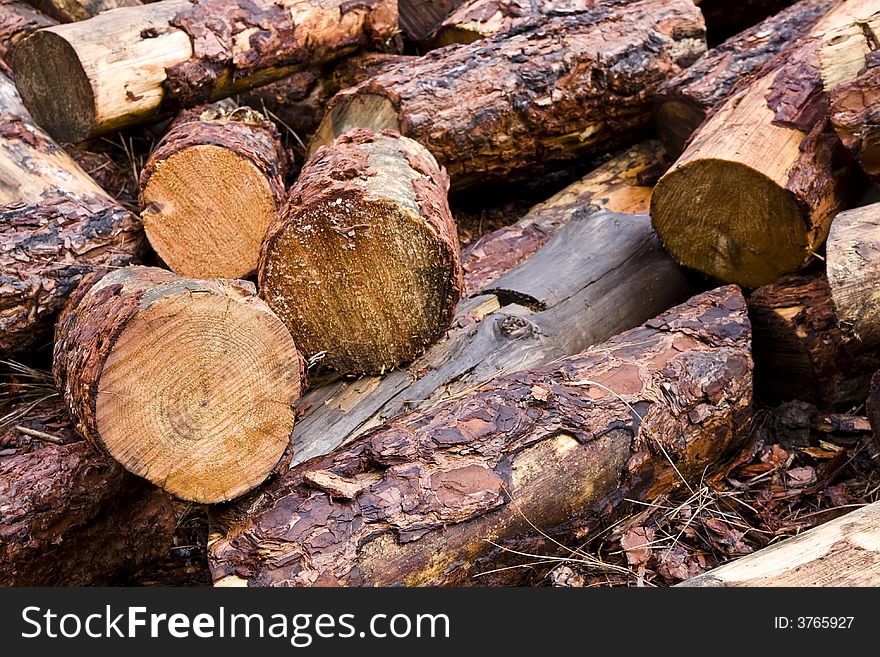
left=311, top=0, right=706, bottom=189
left=139, top=104, right=286, bottom=279
left=821, top=10, right=880, bottom=180
left=650, top=0, right=873, bottom=288
left=0, top=0, right=54, bottom=60
left=208, top=285, right=752, bottom=587
left=747, top=271, right=880, bottom=409
left=0, top=396, right=185, bottom=586
left=53, top=265, right=304, bottom=503
left=0, top=69, right=145, bottom=356
left=826, top=202, right=880, bottom=349
left=679, top=501, right=880, bottom=586
left=11, top=0, right=398, bottom=142
left=22, top=0, right=141, bottom=23
left=655, top=0, right=835, bottom=156
left=261, top=128, right=462, bottom=376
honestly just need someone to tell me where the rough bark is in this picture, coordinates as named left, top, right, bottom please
left=312, top=0, right=706, bottom=189
left=826, top=201, right=880, bottom=349
left=208, top=285, right=752, bottom=587
left=0, top=396, right=186, bottom=586
left=679, top=500, right=880, bottom=586
left=22, top=0, right=141, bottom=22
left=53, top=265, right=304, bottom=503
left=11, top=0, right=399, bottom=142
left=0, top=70, right=146, bottom=356
left=650, top=0, right=873, bottom=288
left=139, top=103, right=286, bottom=279
left=656, top=0, right=835, bottom=157
left=747, top=271, right=880, bottom=410
left=821, top=11, right=880, bottom=180
left=260, top=128, right=462, bottom=376
left=398, top=0, right=465, bottom=42
left=0, top=0, right=54, bottom=60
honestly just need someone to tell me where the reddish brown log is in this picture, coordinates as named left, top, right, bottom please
left=0, top=0, right=54, bottom=60
left=22, top=0, right=142, bottom=23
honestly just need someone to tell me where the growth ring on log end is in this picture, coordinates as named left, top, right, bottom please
left=53, top=266, right=304, bottom=503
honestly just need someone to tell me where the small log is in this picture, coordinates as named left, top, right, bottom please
left=656, top=0, right=835, bottom=156
left=53, top=265, right=304, bottom=503
left=826, top=202, right=880, bottom=348
left=208, top=285, right=752, bottom=587
left=311, top=0, right=706, bottom=189
left=0, top=396, right=185, bottom=586
left=260, top=128, right=462, bottom=376
left=650, top=0, right=873, bottom=288
left=0, top=0, right=54, bottom=60
left=679, top=501, right=880, bottom=586
left=139, top=104, right=286, bottom=279
left=11, top=0, right=398, bottom=142
left=747, top=271, right=880, bottom=409
left=22, top=0, right=141, bottom=23
left=0, top=69, right=145, bottom=356
left=398, top=0, right=466, bottom=43
left=821, top=11, right=880, bottom=180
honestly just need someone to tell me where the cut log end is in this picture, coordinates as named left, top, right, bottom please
left=651, top=158, right=808, bottom=288
left=261, top=196, right=458, bottom=376
left=12, top=29, right=94, bottom=142
left=141, top=144, right=277, bottom=279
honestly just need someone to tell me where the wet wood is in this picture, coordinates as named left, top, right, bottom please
left=260, top=128, right=462, bottom=376
left=656, top=0, right=835, bottom=156
left=650, top=0, right=873, bottom=288
left=53, top=265, right=304, bottom=503
left=679, top=500, right=880, bottom=586
left=11, top=0, right=398, bottom=142
left=208, top=285, right=752, bottom=587
left=312, top=0, right=706, bottom=189
left=0, top=69, right=145, bottom=356
left=139, top=104, right=286, bottom=279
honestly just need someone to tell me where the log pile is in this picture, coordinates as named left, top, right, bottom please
left=2, top=0, right=880, bottom=588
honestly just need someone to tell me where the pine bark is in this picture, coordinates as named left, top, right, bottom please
left=312, top=0, right=706, bottom=189
left=650, top=0, right=873, bottom=288
left=0, top=396, right=185, bottom=586
left=11, top=0, right=399, bottom=142
left=0, top=70, right=146, bottom=356
left=821, top=11, right=880, bottom=180
left=22, top=0, right=141, bottom=23
left=260, top=128, right=462, bottom=376
left=139, top=103, right=286, bottom=279
left=0, top=0, right=54, bottom=60
left=655, top=0, right=835, bottom=156
left=208, top=285, right=752, bottom=587
left=53, top=265, right=304, bottom=503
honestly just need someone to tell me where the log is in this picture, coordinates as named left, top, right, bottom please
left=22, top=0, right=141, bottom=23
left=696, top=0, right=798, bottom=42
left=52, top=265, right=304, bottom=503
left=866, top=369, right=880, bottom=447
left=311, top=0, right=706, bottom=189
left=0, top=69, right=145, bottom=356
left=11, top=0, right=399, bottom=142
left=286, top=143, right=690, bottom=468
left=260, top=128, right=462, bottom=376
left=826, top=202, right=880, bottom=348
left=821, top=11, right=880, bottom=180
left=139, top=104, right=286, bottom=279
left=0, top=396, right=185, bottom=586
left=397, top=0, right=465, bottom=43
left=747, top=271, right=880, bottom=409
left=655, top=0, right=835, bottom=157
left=208, top=285, right=752, bottom=587
left=0, top=0, right=54, bottom=60
left=679, top=501, right=880, bottom=586
left=650, top=0, right=873, bottom=288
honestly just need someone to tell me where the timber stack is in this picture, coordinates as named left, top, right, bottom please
left=1, top=0, right=880, bottom=589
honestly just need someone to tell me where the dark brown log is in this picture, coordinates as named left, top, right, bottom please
left=397, top=0, right=466, bottom=43
left=0, top=69, right=146, bottom=356
left=747, top=271, right=880, bottom=410
left=866, top=370, right=880, bottom=448
left=650, top=0, right=872, bottom=288
left=53, top=265, right=304, bottom=503
left=679, top=501, right=880, bottom=586
left=139, top=104, right=286, bottom=279
left=821, top=11, right=880, bottom=180
left=22, top=0, right=141, bottom=23
left=312, top=0, right=706, bottom=189
left=12, top=0, right=399, bottom=142
left=655, top=0, right=835, bottom=157
left=0, top=396, right=185, bottom=586
left=260, top=128, right=462, bottom=376
left=0, top=0, right=54, bottom=60
left=208, top=285, right=752, bottom=587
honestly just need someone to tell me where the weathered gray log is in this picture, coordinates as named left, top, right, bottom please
left=209, top=285, right=752, bottom=586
